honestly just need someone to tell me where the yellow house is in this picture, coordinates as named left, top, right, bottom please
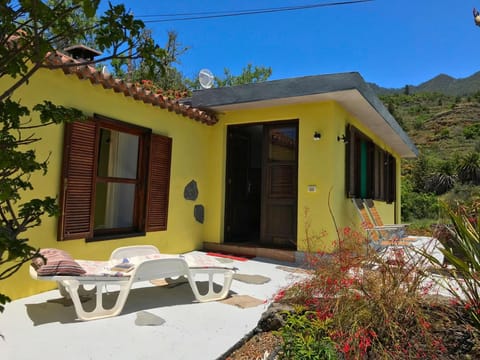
left=1, top=50, right=417, bottom=300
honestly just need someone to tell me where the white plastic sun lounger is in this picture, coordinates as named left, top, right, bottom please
left=30, top=246, right=235, bottom=321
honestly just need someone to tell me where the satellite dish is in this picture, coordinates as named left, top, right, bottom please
left=101, top=65, right=110, bottom=76
left=198, top=68, right=214, bottom=89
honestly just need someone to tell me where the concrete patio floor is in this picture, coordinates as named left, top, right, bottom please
left=0, top=252, right=306, bottom=360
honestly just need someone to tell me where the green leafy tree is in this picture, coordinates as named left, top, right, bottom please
left=401, top=179, right=439, bottom=221
left=1, top=0, right=165, bottom=102
left=410, top=154, right=432, bottom=193
left=214, top=64, right=272, bottom=87
left=46, top=0, right=98, bottom=49
left=112, top=30, right=189, bottom=91
left=187, top=63, right=272, bottom=90
left=387, top=101, right=405, bottom=128
left=0, top=0, right=164, bottom=312
left=0, top=100, right=83, bottom=311
left=155, top=31, right=189, bottom=90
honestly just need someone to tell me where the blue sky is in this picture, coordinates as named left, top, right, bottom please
left=105, top=1, right=480, bottom=88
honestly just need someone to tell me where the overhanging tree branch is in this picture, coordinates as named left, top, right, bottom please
left=0, top=0, right=166, bottom=312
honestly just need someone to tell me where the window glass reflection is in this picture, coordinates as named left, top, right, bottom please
left=94, top=182, right=135, bottom=230
left=97, top=129, right=139, bottom=179
left=268, top=127, right=296, bottom=161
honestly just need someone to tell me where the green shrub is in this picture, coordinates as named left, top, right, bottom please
left=401, top=190, right=439, bottom=221
left=413, top=116, right=427, bottom=130
left=407, top=218, right=438, bottom=235
left=409, top=155, right=434, bottom=193
left=443, top=184, right=480, bottom=208
left=438, top=128, right=450, bottom=139
left=277, top=310, right=338, bottom=360
left=463, top=123, right=480, bottom=139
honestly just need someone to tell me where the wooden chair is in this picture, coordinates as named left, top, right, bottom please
left=363, top=199, right=408, bottom=233
left=352, top=198, right=414, bottom=250
left=352, top=199, right=444, bottom=266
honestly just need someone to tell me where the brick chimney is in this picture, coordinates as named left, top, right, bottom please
left=63, top=45, right=102, bottom=62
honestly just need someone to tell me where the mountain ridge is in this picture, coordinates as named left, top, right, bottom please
left=369, top=71, right=480, bottom=96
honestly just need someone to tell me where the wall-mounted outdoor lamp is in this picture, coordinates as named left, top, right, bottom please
left=313, top=131, right=321, bottom=141
left=337, top=134, right=348, bottom=143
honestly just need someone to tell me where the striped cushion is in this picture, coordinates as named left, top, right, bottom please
left=34, top=248, right=86, bottom=276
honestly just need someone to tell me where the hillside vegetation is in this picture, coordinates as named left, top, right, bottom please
left=377, top=87, right=480, bottom=225
left=382, top=92, right=480, bottom=158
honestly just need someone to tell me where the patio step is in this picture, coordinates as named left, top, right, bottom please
left=202, top=242, right=296, bottom=263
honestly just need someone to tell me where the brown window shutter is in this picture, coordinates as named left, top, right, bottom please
left=58, top=120, right=96, bottom=240
left=345, top=125, right=358, bottom=198
left=365, top=140, right=375, bottom=199
left=146, top=134, right=172, bottom=231
left=385, top=154, right=397, bottom=204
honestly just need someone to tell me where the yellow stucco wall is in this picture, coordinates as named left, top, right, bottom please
left=1, top=68, right=403, bottom=300
left=202, top=101, right=401, bottom=253
left=1, top=68, right=216, bottom=299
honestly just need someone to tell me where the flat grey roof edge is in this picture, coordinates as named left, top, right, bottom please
left=191, top=72, right=363, bottom=108
left=354, top=78, right=419, bottom=157
left=190, top=72, right=418, bottom=157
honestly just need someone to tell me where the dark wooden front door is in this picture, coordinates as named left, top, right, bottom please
left=224, top=122, right=298, bottom=248
left=225, top=126, right=262, bottom=242
left=260, top=123, right=298, bottom=247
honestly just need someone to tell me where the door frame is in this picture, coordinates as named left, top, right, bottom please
left=224, top=120, right=298, bottom=248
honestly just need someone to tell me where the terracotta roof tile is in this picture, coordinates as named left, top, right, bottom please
left=44, top=51, right=217, bottom=125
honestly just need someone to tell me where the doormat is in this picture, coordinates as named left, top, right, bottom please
left=206, top=252, right=251, bottom=262
left=233, top=273, right=271, bottom=284
left=211, top=257, right=234, bottom=264
left=135, top=311, right=165, bottom=326
left=220, top=295, right=265, bottom=309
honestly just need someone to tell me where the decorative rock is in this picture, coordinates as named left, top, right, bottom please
left=233, top=273, right=271, bottom=284
left=184, top=180, right=198, bottom=201
left=256, top=303, right=295, bottom=332
left=194, top=204, right=204, bottom=224
left=135, top=311, right=165, bottom=326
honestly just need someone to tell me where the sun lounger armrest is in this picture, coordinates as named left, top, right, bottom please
left=132, top=258, right=234, bottom=302
left=372, top=224, right=407, bottom=230
left=29, top=265, right=39, bottom=280
left=109, top=245, right=160, bottom=261
left=30, top=265, right=133, bottom=321
left=57, top=278, right=132, bottom=321
left=187, top=268, right=234, bottom=302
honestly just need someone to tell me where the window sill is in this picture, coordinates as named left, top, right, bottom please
left=86, top=231, right=147, bottom=243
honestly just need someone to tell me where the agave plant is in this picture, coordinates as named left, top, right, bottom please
left=425, top=173, right=456, bottom=195
left=457, top=152, right=480, bottom=185
left=424, top=202, right=480, bottom=327
left=424, top=161, right=457, bottom=195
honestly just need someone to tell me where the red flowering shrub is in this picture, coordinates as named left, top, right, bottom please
left=276, top=212, right=449, bottom=359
